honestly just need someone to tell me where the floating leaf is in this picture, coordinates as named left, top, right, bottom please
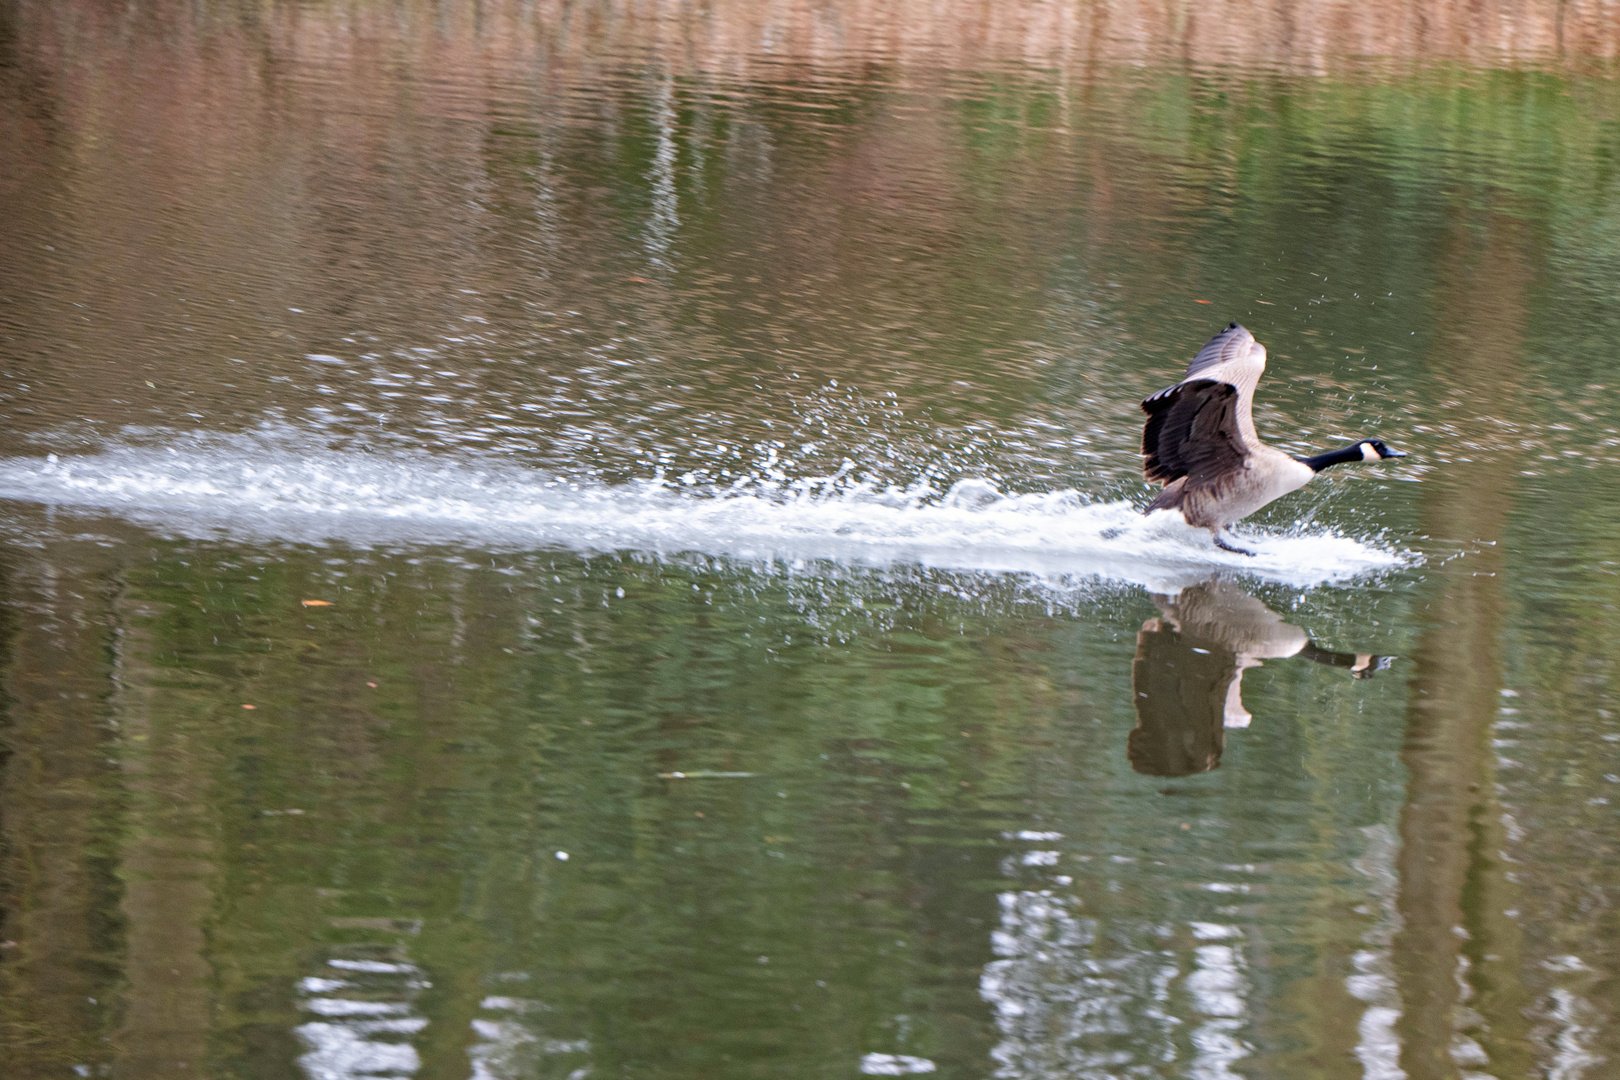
left=301, top=599, right=333, bottom=607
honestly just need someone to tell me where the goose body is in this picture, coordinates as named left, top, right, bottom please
left=1140, top=322, right=1405, bottom=554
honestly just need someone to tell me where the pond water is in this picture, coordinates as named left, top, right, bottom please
left=5, top=3, right=1620, bottom=1078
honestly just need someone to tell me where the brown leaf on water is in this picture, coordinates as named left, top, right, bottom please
left=301, top=599, right=333, bottom=607
left=1194, top=298, right=1212, bottom=304
left=625, top=276, right=651, bottom=283
left=242, top=704, right=256, bottom=710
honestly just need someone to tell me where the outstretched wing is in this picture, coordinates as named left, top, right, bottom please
left=1140, top=322, right=1269, bottom=485
left=1140, top=379, right=1247, bottom=484
left=1182, top=322, right=1266, bottom=384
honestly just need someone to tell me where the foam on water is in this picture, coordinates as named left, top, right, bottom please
left=0, top=431, right=1407, bottom=592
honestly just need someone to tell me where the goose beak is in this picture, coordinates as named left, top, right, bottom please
left=1381, top=445, right=1407, bottom=459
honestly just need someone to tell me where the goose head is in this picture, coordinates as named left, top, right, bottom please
left=1301, top=439, right=1409, bottom=472
left=1357, top=439, right=1407, bottom=461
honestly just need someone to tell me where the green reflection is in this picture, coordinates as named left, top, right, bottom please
left=1, top=536, right=1413, bottom=1078
left=6, top=3, right=1620, bottom=1077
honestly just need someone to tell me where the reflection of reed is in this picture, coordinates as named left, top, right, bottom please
left=16, top=0, right=1620, bottom=91
left=603, top=0, right=1620, bottom=74
left=230, top=1, right=1620, bottom=74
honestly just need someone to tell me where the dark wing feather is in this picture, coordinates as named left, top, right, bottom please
left=1140, top=379, right=1248, bottom=484
left=1182, top=322, right=1256, bottom=382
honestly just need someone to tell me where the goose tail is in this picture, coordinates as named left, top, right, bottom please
left=1145, top=477, right=1187, bottom=515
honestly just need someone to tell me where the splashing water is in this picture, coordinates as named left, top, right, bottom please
left=0, top=428, right=1406, bottom=591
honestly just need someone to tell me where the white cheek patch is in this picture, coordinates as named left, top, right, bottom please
left=1360, top=442, right=1379, bottom=461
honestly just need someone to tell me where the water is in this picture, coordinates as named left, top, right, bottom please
left=2, top=3, right=1620, bottom=1078
left=0, top=429, right=1403, bottom=589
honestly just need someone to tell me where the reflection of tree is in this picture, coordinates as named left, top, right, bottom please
left=295, top=949, right=430, bottom=1080
left=1392, top=202, right=1535, bottom=1079
left=0, top=551, right=124, bottom=1076
left=111, top=576, right=223, bottom=1080
left=0, top=541, right=1057, bottom=1077
left=981, top=887, right=1259, bottom=1079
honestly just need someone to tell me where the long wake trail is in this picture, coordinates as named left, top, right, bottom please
left=0, top=430, right=1407, bottom=591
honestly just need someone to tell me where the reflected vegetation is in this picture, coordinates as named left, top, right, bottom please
left=1129, top=579, right=1390, bottom=777
left=4, top=2, right=1620, bottom=1079
left=0, top=533, right=1421, bottom=1080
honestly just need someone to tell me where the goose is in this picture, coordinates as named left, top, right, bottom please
left=1141, top=322, right=1405, bottom=555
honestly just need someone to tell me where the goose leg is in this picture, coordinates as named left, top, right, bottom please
left=1213, top=530, right=1256, bottom=557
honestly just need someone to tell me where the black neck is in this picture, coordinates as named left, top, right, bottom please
left=1298, top=444, right=1365, bottom=472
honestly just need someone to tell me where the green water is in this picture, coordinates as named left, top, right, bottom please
left=3, top=4, right=1620, bottom=1078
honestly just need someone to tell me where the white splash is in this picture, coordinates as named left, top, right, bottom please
left=0, top=430, right=1407, bottom=591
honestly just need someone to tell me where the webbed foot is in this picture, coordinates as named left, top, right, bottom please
left=1213, top=532, right=1256, bottom=557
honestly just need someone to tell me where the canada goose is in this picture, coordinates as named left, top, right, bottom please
left=1129, top=580, right=1392, bottom=777
left=1141, top=322, right=1406, bottom=555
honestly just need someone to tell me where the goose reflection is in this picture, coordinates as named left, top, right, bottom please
left=1130, top=580, right=1392, bottom=777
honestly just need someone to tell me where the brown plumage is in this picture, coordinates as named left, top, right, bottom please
left=1140, top=323, right=1406, bottom=554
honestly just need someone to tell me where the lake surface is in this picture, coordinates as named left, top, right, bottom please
left=4, top=3, right=1620, bottom=1078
